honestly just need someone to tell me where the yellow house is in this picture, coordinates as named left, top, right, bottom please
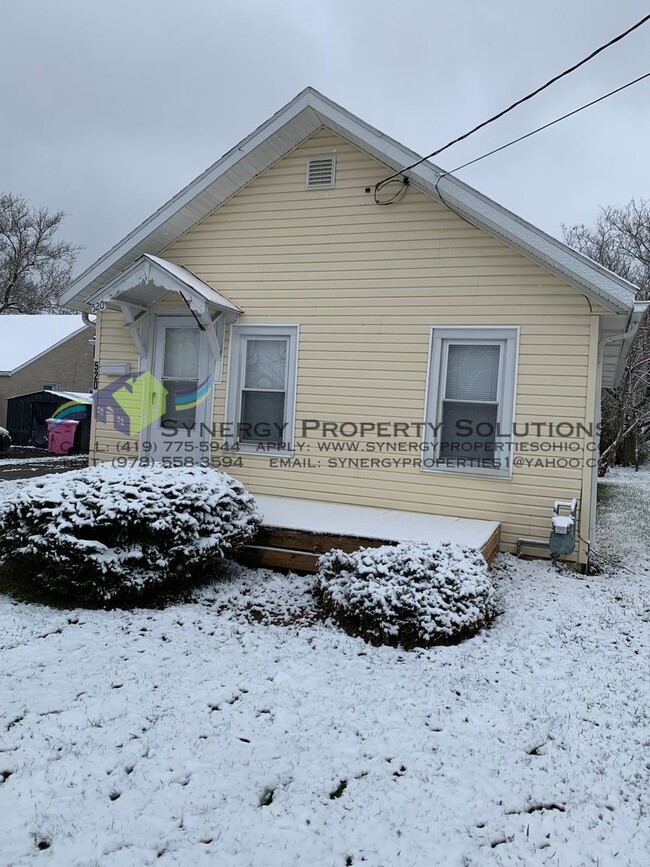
left=60, top=89, right=647, bottom=567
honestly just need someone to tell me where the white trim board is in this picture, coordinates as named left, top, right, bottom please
left=422, top=326, right=519, bottom=479
left=60, top=87, right=637, bottom=317
left=224, top=323, right=300, bottom=454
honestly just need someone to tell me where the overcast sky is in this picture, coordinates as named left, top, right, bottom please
left=3, top=0, right=649, bottom=275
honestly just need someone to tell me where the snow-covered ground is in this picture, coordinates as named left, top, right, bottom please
left=0, top=454, right=81, bottom=466
left=1, top=469, right=649, bottom=866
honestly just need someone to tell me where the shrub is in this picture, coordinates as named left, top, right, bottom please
left=315, top=541, right=497, bottom=648
left=0, top=427, right=10, bottom=454
left=0, top=464, right=260, bottom=606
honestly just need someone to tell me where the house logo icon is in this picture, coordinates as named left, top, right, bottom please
left=93, top=371, right=212, bottom=437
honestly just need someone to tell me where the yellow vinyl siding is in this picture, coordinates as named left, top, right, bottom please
left=89, top=310, right=140, bottom=461
left=93, top=128, right=601, bottom=561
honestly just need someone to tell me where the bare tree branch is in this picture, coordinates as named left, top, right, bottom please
left=0, top=192, right=80, bottom=314
left=564, top=199, right=650, bottom=473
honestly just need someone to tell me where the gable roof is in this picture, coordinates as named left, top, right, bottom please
left=0, top=314, right=88, bottom=376
left=60, top=87, right=638, bottom=316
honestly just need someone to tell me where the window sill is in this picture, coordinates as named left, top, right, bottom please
left=420, top=463, right=513, bottom=480
left=234, top=444, right=294, bottom=458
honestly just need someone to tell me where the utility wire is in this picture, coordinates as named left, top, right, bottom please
left=427, top=70, right=650, bottom=254
left=436, top=71, right=650, bottom=183
left=375, top=11, right=650, bottom=193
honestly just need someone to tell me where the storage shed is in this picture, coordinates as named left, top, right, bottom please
left=6, top=390, right=92, bottom=451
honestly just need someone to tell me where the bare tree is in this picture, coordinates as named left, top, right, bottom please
left=0, top=193, right=79, bottom=314
left=564, top=199, right=650, bottom=473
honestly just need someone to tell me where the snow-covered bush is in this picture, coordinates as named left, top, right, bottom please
left=0, top=464, right=260, bottom=606
left=0, top=427, right=10, bottom=453
left=316, top=541, right=497, bottom=648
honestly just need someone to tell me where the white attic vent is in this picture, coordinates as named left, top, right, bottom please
left=306, top=156, right=336, bottom=189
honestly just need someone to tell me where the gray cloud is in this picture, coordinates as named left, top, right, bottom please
left=3, top=0, right=649, bottom=274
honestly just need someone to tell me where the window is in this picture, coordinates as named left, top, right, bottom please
left=42, top=382, right=58, bottom=391
left=424, top=327, right=518, bottom=477
left=226, top=325, right=299, bottom=451
left=305, top=156, right=336, bottom=189
left=160, top=327, right=200, bottom=426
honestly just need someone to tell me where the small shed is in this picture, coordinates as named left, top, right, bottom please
left=6, top=390, right=92, bottom=451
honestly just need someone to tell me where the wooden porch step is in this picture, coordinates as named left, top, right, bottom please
left=237, top=495, right=501, bottom=573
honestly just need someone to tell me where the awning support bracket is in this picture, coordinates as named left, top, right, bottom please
left=118, top=302, right=148, bottom=361
left=198, top=308, right=224, bottom=357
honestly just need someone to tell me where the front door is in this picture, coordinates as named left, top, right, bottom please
left=147, top=316, right=214, bottom=464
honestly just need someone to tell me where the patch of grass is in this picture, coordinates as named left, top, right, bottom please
left=329, top=779, right=347, bottom=799
left=597, top=473, right=650, bottom=567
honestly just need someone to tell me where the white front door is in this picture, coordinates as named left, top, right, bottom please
left=147, top=315, right=214, bottom=464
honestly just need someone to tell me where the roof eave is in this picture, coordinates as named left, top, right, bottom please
left=612, top=301, right=650, bottom=387
left=60, top=88, right=318, bottom=309
left=59, top=86, right=638, bottom=316
left=302, top=91, right=637, bottom=313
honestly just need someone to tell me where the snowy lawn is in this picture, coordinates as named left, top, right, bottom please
left=1, top=470, right=649, bottom=866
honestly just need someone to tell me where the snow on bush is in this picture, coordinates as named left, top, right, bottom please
left=316, top=541, right=497, bottom=648
left=0, top=426, right=10, bottom=453
left=0, top=464, right=260, bottom=606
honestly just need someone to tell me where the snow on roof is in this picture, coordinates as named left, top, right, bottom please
left=50, top=390, right=92, bottom=404
left=84, top=253, right=242, bottom=316
left=144, top=255, right=241, bottom=313
left=0, top=315, right=88, bottom=375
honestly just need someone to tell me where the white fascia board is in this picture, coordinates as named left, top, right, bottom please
left=308, top=93, right=636, bottom=314
left=60, top=88, right=317, bottom=309
left=61, top=87, right=638, bottom=316
left=429, top=177, right=635, bottom=314
left=611, top=300, right=650, bottom=387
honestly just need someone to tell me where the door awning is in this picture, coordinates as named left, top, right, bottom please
left=86, top=254, right=241, bottom=318
left=85, top=254, right=241, bottom=360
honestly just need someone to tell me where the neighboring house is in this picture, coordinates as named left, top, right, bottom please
left=59, top=88, right=647, bottom=565
left=0, top=315, right=94, bottom=430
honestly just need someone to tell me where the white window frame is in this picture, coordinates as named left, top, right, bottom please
left=42, top=382, right=59, bottom=391
left=225, top=324, right=299, bottom=454
left=423, top=326, right=519, bottom=479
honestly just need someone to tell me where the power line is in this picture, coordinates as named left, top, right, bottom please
left=436, top=70, right=650, bottom=183
left=375, top=11, right=650, bottom=195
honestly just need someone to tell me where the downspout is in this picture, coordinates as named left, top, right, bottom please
left=80, top=310, right=99, bottom=466
left=81, top=311, right=96, bottom=329
left=588, top=300, right=649, bottom=561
